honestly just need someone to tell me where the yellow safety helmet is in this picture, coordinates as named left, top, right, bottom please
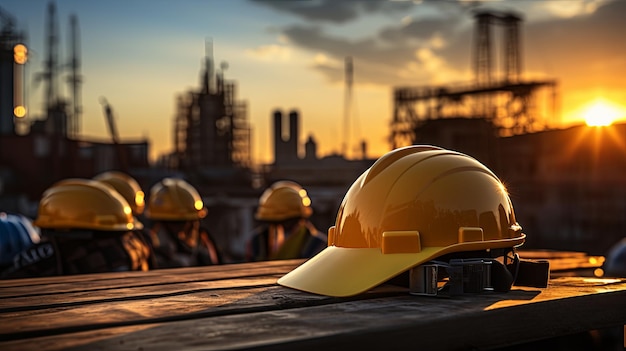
left=94, top=171, right=145, bottom=216
left=255, top=180, right=312, bottom=222
left=144, top=178, right=207, bottom=221
left=278, top=145, right=525, bottom=297
left=34, top=178, right=142, bottom=231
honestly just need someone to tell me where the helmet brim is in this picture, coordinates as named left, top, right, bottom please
left=278, top=234, right=525, bottom=297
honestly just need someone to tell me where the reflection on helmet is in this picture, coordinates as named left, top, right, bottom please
left=0, top=212, right=41, bottom=266
left=603, top=238, right=626, bottom=277
left=94, top=171, right=145, bottom=216
left=278, top=145, right=526, bottom=297
left=144, top=178, right=207, bottom=221
left=34, top=178, right=142, bottom=231
left=255, top=180, right=312, bottom=222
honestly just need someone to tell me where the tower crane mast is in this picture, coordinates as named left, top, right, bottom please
left=67, top=14, right=81, bottom=138
left=100, top=97, right=128, bottom=172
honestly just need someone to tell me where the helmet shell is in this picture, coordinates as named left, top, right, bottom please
left=255, top=181, right=312, bottom=222
left=144, top=178, right=207, bottom=221
left=34, top=179, right=141, bottom=231
left=94, top=171, right=145, bottom=216
left=278, top=146, right=525, bottom=297
left=332, top=145, right=521, bottom=250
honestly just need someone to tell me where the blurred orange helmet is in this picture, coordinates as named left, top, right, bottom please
left=34, top=178, right=142, bottom=231
left=144, top=178, right=207, bottom=221
left=278, top=145, right=525, bottom=297
left=255, top=180, right=312, bottom=222
left=94, top=171, right=145, bottom=216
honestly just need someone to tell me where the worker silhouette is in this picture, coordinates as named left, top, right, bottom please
left=143, top=178, right=221, bottom=268
left=1, top=179, right=152, bottom=279
left=247, top=181, right=327, bottom=262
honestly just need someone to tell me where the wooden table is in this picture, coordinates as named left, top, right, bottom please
left=1, top=258, right=625, bottom=351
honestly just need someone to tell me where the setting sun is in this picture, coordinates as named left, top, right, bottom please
left=583, top=99, right=624, bottom=127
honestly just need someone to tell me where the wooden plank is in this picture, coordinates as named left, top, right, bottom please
left=547, top=257, right=603, bottom=271
left=0, top=278, right=624, bottom=350
left=0, top=276, right=280, bottom=312
left=518, top=250, right=589, bottom=259
left=0, top=260, right=304, bottom=298
left=0, top=261, right=306, bottom=312
left=0, top=285, right=283, bottom=339
left=0, top=270, right=284, bottom=304
left=0, top=283, right=404, bottom=340
left=518, top=250, right=604, bottom=272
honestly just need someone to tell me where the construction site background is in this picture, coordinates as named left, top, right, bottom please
left=1, top=4, right=625, bottom=262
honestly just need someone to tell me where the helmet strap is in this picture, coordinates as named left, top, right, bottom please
left=409, top=250, right=549, bottom=297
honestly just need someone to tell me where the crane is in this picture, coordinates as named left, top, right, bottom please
left=67, top=14, right=81, bottom=138
left=99, top=97, right=128, bottom=172
left=0, top=6, right=17, bottom=43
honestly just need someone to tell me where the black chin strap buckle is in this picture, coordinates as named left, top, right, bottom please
left=408, top=263, right=442, bottom=296
left=447, top=258, right=494, bottom=295
left=409, top=259, right=494, bottom=296
left=408, top=252, right=550, bottom=297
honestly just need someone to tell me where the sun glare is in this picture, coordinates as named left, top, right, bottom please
left=583, top=99, right=624, bottom=127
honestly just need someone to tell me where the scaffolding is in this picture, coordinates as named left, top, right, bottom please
left=173, top=45, right=251, bottom=171
left=390, top=10, right=559, bottom=148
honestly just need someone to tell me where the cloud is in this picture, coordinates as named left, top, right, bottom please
left=249, top=0, right=413, bottom=24
left=535, top=0, right=613, bottom=18
left=282, top=24, right=411, bottom=85
left=248, top=0, right=479, bottom=87
left=274, top=1, right=473, bottom=86
left=246, top=44, right=292, bottom=61
left=250, top=0, right=624, bottom=94
left=378, top=17, right=460, bottom=45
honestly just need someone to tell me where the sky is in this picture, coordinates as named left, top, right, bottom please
left=2, top=0, right=626, bottom=164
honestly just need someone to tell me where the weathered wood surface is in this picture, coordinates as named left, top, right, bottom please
left=518, top=249, right=605, bottom=274
left=0, top=258, right=624, bottom=351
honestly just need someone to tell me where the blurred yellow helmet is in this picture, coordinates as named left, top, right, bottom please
left=279, top=145, right=525, bottom=297
left=94, top=171, right=145, bottom=216
left=255, top=180, right=312, bottom=222
left=144, top=178, right=207, bottom=221
left=34, top=178, right=142, bottom=231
